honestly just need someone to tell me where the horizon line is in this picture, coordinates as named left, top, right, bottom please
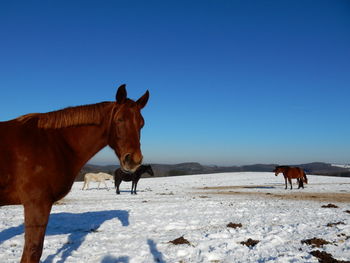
left=87, top=160, right=346, bottom=167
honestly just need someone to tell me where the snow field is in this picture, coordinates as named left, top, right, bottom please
left=0, top=172, right=349, bottom=262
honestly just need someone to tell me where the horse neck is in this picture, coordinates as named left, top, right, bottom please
left=60, top=103, right=115, bottom=173
left=277, top=166, right=288, bottom=175
left=137, top=166, right=145, bottom=174
left=138, top=166, right=150, bottom=176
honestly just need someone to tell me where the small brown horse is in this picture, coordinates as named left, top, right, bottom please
left=273, top=166, right=308, bottom=189
left=0, top=84, right=149, bottom=263
left=114, top=164, right=154, bottom=194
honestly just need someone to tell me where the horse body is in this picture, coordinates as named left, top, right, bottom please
left=114, top=164, right=154, bottom=194
left=0, top=110, right=109, bottom=262
left=274, top=166, right=308, bottom=190
left=0, top=85, right=149, bottom=263
left=82, top=172, right=114, bottom=190
left=0, top=119, right=80, bottom=205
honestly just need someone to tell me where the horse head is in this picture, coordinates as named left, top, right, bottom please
left=146, top=165, right=154, bottom=176
left=108, top=84, right=149, bottom=173
left=273, top=166, right=283, bottom=176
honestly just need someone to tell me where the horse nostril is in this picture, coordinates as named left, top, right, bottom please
left=124, top=153, right=131, bottom=164
left=122, top=153, right=142, bottom=172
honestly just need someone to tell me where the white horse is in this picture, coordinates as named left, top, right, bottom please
left=82, top=172, right=114, bottom=190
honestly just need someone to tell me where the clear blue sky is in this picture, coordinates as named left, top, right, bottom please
left=1, top=0, right=349, bottom=166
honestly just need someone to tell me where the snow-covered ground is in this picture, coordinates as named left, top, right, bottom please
left=1, top=172, right=349, bottom=263
left=332, top=164, right=350, bottom=169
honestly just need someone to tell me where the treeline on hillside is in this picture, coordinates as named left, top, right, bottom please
left=76, top=162, right=350, bottom=181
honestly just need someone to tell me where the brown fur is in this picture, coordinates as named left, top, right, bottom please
left=0, top=84, right=149, bottom=262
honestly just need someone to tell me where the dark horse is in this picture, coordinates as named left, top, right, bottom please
left=114, top=164, right=154, bottom=194
left=0, top=84, right=149, bottom=263
left=273, top=166, right=308, bottom=190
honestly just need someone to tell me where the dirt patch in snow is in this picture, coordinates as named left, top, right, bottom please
left=322, top=203, right=339, bottom=208
left=240, top=238, right=260, bottom=248
left=169, top=236, right=191, bottom=246
left=301, top=238, right=331, bottom=248
left=327, top=221, right=345, bottom=227
left=310, top=250, right=350, bottom=263
left=227, top=222, right=242, bottom=229
left=195, top=185, right=350, bottom=203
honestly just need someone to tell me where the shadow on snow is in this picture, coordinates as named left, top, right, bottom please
left=147, top=239, right=166, bottom=263
left=0, top=210, right=129, bottom=263
left=100, top=239, right=166, bottom=263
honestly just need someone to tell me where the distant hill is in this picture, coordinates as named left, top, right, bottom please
left=76, top=161, right=350, bottom=181
left=298, top=162, right=350, bottom=177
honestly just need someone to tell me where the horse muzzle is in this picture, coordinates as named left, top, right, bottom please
left=120, top=152, right=143, bottom=173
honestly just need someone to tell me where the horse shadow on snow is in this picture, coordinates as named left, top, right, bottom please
left=0, top=210, right=129, bottom=263
left=100, top=239, right=166, bottom=263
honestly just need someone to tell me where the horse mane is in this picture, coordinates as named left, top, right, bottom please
left=16, top=102, right=114, bottom=129
left=137, top=164, right=151, bottom=172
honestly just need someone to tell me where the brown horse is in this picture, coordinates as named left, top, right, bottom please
left=0, top=84, right=149, bottom=263
left=273, top=166, right=308, bottom=190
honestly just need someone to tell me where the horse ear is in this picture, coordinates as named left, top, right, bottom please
left=136, top=90, right=149, bottom=109
left=116, top=84, right=127, bottom=104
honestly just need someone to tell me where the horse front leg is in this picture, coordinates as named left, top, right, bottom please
left=134, top=180, right=139, bottom=195
left=115, top=180, right=121, bottom=194
left=82, top=181, right=87, bottom=190
left=102, top=180, right=109, bottom=191
left=284, top=177, right=287, bottom=190
left=288, top=178, right=292, bottom=190
left=299, top=178, right=304, bottom=189
left=21, top=202, right=52, bottom=263
left=131, top=181, right=135, bottom=194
